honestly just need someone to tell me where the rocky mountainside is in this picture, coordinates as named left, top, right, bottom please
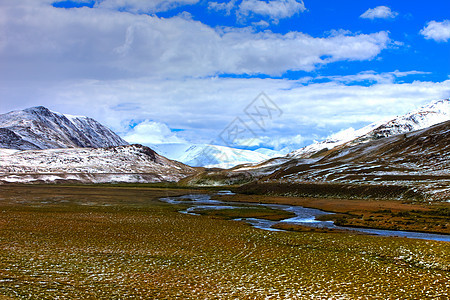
left=189, top=106, right=450, bottom=201
left=289, top=98, right=449, bottom=158
left=0, top=106, right=128, bottom=150
left=264, top=120, right=449, bottom=183
left=0, top=144, right=196, bottom=184
left=191, top=120, right=450, bottom=201
left=265, top=119, right=449, bottom=201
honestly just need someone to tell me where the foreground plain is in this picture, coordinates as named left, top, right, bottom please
left=0, top=185, right=449, bottom=299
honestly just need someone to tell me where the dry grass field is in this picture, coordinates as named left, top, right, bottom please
left=0, top=185, right=449, bottom=299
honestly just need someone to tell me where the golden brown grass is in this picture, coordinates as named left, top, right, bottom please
left=195, top=206, right=296, bottom=221
left=217, top=193, right=450, bottom=234
left=271, top=223, right=362, bottom=234
left=0, top=185, right=448, bottom=299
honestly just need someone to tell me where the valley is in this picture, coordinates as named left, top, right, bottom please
left=2, top=1, right=450, bottom=298
left=0, top=101, right=449, bottom=298
left=0, top=185, right=448, bottom=299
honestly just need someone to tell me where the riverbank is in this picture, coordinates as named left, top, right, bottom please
left=162, top=193, right=450, bottom=241
left=215, top=193, right=450, bottom=235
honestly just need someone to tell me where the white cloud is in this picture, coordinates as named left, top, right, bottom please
left=123, top=120, right=186, bottom=144
left=252, top=20, right=270, bottom=28
left=208, top=0, right=237, bottom=15
left=95, top=0, right=200, bottom=13
left=360, top=6, right=398, bottom=20
left=420, top=20, right=450, bottom=42
left=319, top=70, right=430, bottom=84
left=1, top=1, right=447, bottom=151
left=327, top=127, right=357, bottom=141
left=0, top=1, right=391, bottom=80
left=238, top=0, right=306, bottom=21
left=1, top=74, right=449, bottom=150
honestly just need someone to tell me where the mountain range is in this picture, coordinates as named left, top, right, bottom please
left=288, top=98, right=449, bottom=159
left=0, top=106, right=279, bottom=168
left=0, top=106, right=128, bottom=150
left=0, top=144, right=195, bottom=184
left=188, top=99, right=450, bottom=201
left=0, top=99, right=448, bottom=195
left=0, top=106, right=195, bottom=184
left=149, top=143, right=279, bottom=168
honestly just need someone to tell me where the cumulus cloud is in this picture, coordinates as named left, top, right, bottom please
left=1, top=1, right=447, bottom=151
left=0, top=1, right=391, bottom=80
left=252, top=20, right=270, bottom=28
left=1, top=74, right=449, bottom=150
left=95, top=0, right=200, bottom=13
left=319, top=70, right=430, bottom=84
left=123, top=120, right=187, bottom=144
left=238, top=0, right=306, bottom=21
left=420, top=20, right=450, bottom=42
left=360, top=6, right=398, bottom=20
left=208, top=0, right=237, bottom=15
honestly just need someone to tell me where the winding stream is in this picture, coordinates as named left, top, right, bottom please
left=160, top=192, right=450, bottom=242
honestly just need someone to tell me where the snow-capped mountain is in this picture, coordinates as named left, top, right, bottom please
left=0, top=144, right=196, bottom=184
left=192, top=120, right=450, bottom=201
left=149, top=143, right=280, bottom=168
left=257, top=120, right=450, bottom=201
left=0, top=106, right=128, bottom=150
left=190, top=99, right=450, bottom=200
left=289, top=98, right=449, bottom=158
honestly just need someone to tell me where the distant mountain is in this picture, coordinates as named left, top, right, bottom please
left=0, top=106, right=198, bottom=184
left=149, top=143, right=280, bottom=168
left=257, top=120, right=450, bottom=200
left=190, top=99, right=450, bottom=201
left=191, top=120, right=450, bottom=201
left=0, top=144, right=196, bottom=184
left=289, top=98, right=449, bottom=158
left=0, top=106, right=128, bottom=150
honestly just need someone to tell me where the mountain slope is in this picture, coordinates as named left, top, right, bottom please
left=244, top=120, right=450, bottom=201
left=289, top=98, right=449, bottom=158
left=0, top=144, right=196, bottom=184
left=149, top=143, right=276, bottom=168
left=190, top=118, right=450, bottom=200
left=0, top=106, right=128, bottom=150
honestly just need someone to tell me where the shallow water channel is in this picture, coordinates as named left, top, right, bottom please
left=160, top=192, right=450, bottom=242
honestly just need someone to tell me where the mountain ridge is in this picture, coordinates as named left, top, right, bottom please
left=288, top=98, right=449, bottom=159
left=188, top=99, right=450, bottom=201
left=0, top=106, right=128, bottom=150
left=0, top=144, right=196, bottom=184
left=149, top=143, right=279, bottom=168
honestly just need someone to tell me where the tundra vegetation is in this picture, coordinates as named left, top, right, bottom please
left=0, top=185, right=448, bottom=299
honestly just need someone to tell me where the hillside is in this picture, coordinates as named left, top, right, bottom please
left=0, top=144, right=196, bottom=184
left=189, top=120, right=450, bottom=201
left=288, top=98, right=449, bottom=159
left=0, top=106, right=128, bottom=150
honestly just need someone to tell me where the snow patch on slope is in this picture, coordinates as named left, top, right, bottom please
left=0, top=106, right=128, bottom=150
left=0, top=145, right=195, bottom=183
left=289, top=99, right=449, bottom=158
left=149, top=143, right=281, bottom=168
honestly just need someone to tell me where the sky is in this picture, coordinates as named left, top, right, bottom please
left=0, top=0, right=449, bottom=152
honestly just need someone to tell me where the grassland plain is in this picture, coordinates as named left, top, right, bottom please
left=0, top=185, right=449, bottom=299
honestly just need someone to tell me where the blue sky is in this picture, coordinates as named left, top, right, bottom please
left=0, top=0, right=449, bottom=152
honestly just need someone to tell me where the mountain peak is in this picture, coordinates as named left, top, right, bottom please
left=0, top=106, right=129, bottom=150
left=24, top=105, right=53, bottom=115
left=289, top=98, right=450, bottom=159
left=415, top=98, right=449, bottom=114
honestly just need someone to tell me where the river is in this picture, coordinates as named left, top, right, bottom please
left=160, top=192, right=450, bottom=242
